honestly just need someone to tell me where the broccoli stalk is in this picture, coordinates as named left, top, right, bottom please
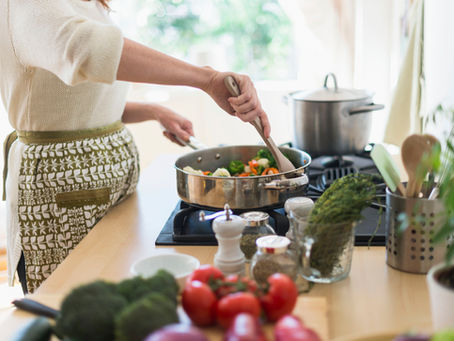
left=55, top=281, right=128, bottom=341
left=227, top=160, right=245, bottom=175
left=54, top=270, right=179, bottom=341
left=116, top=270, right=179, bottom=304
left=115, top=293, right=179, bottom=341
left=256, top=149, right=277, bottom=168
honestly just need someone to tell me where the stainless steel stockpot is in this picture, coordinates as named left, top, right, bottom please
left=175, top=145, right=311, bottom=210
left=288, top=73, right=384, bottom=156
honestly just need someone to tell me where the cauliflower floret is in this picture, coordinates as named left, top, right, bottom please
left=244, top=165, right=251, bottom=173
left=257, top=158, right=270, bottom=169
left=212, top=168, right=231, bottom=177
left=183, top=166, right=204, bottom=175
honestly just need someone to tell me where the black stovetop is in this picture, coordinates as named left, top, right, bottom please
left=155, top=150, right=386, bottom=247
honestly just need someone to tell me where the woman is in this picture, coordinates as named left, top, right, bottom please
left=0, top=0, right=270, bottom=293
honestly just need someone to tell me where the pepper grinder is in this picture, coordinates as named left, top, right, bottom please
left=211, top=204, right=246, bottom=276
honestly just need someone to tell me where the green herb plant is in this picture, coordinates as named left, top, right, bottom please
left=306, top=173, right=379, bottom=276
left=422, top=105, right=454, bottom=263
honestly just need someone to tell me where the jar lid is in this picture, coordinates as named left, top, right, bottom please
left=256, top=236, right=290, bottom=254
left=240, top=211, right=270, bottom=226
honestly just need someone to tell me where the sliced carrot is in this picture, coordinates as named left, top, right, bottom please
left=248, top=160, right=258, bottom=169
left=250, top=167, right=258, bottom=175
left=203, top=171, right=211, bottom=175
left=238, top=172, right=250, bottom=177
left=261, top=167, right=279, bottom=175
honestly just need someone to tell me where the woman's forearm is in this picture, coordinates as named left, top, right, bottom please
left=122, top=102, right=157, bottom=123
left=117, top=38, right=215, bottom=90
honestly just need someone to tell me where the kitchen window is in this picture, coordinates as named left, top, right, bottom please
left=109, top=0, right=408, bottom=159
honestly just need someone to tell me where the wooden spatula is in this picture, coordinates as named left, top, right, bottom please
left=371, top=144, right=406, bottom=195
left=224, top=76, right=295, bottom=173
left=401, top=134, right=438, bottom=197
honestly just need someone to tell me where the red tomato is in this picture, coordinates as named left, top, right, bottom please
left=260, top=273, right=298, bottom=322
left=182, top=280, right=218, bottom=326
left=274, top=315, right=321, bottom=341
left=216, top=292, right=261, bottom=329
left=216, top=274, right=258, bottom=298
left=187, top=264, right=224, bottom=284
left=224, top=313, right=267, bottom=341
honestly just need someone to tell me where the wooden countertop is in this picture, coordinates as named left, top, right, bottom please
left=0, top=154, right=432, bottom=341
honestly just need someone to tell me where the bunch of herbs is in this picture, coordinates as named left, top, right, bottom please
left=306, top=173, right=378, bottom=276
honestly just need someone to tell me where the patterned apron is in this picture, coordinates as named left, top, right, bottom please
left=3, top=122, right=139, bottom=292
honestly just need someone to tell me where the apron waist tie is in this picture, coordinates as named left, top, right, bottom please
left=2, top=121, right=124, bottom=201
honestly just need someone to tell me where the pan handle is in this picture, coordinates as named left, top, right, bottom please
left=264, top=174, right=309, bottom=190
left=173, top=135, right=208, bottom=150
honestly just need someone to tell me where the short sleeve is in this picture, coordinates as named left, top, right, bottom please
left=9, top=0, right=123, bottom=86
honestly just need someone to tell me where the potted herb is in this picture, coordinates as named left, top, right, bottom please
left=424, top=105, right=454, bottom=330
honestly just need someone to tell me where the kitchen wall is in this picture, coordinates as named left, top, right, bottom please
left=423, top=0, right=454, bottom=144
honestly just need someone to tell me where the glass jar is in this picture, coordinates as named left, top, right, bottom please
left=239, top=212, right=276, bottom=262
left=289, top=208, right=357, bottom=283
left=250, top=235, right=298, bottom=285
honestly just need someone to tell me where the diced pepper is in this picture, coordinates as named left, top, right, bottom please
left=203, top=171, right=212, bottom=175
left=238, top=173, right=250, bottom=177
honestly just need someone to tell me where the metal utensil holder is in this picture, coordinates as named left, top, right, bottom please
left=385, top=187, right=448, bottom=274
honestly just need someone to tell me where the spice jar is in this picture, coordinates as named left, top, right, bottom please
left=250, top=236, right=298, bottom=285
left=239, top=212, right=276, bottom=262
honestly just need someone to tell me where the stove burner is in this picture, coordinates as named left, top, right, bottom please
left=172, top=201, right=289, bottom=243
left=318, top=167, right=359, bottom=189
left=320, top=155, right=354, bottom=168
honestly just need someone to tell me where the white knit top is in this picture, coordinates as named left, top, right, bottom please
left=0, top=0, right=129, bottom=131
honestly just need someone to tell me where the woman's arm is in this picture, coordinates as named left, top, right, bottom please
left=122, top=102, right=194, bottom=146
left=117, top=38, right=270, bottom=137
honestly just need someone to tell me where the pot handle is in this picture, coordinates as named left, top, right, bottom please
left=323, top=73, right=338, bottom=90
left=264, top=173, right=308, bottom=190
left=349, top=103, right=385, bottom=115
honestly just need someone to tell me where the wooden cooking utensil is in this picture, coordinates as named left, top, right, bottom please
left=401, top=134, right=438, bottom=198
left=224, top=76, right=295, bottom=173
left=370, top=144, right=406, bottom=195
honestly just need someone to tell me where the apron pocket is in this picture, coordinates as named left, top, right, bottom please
left=55, top=188, right=110, bottom=208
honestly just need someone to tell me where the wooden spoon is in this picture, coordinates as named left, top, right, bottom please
left=224, top=76, right=295, bottom=173
left=401, top=134, right=438, bottom=197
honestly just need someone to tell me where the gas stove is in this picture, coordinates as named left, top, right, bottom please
left=155, top=149, right=386, bottom=246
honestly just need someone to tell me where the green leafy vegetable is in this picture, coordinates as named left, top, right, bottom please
left=55, top=280, right=129, bottom=341
left=228, top=160, right=245, bottom=175
left=256, top=149, right=277, bottom=168
left=115, top=293, right=179, bottom=341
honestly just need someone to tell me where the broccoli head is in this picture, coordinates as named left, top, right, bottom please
left=116, top=270, right=178, bottom=304
left=115, top=292, right=179, bottom=341
left=55, top=280, right=128, bottom=341
left=228, top=160, right=245, bottom=175
left=256, top=149, right=277, bottom=168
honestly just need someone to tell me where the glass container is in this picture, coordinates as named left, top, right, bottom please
left=239, top=212, right=276, bottom=262
left=250, top=235, right=298, bottom=285
left=289, top=208, right=357, bottom=283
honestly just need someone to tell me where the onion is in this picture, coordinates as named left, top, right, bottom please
left=144, top=323, right=208, bottom=341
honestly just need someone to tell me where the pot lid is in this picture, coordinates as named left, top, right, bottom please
left=290, top=73, right=372, bottom=102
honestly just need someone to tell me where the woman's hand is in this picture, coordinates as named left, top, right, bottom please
left=203, top=70, right=271, bottom=138
left=122, top=102, right=194, bottom=146
left=156, top=106, right=194, bottom=146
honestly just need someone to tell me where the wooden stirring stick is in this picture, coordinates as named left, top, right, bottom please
left=401, top=134, right=439, bottom=197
